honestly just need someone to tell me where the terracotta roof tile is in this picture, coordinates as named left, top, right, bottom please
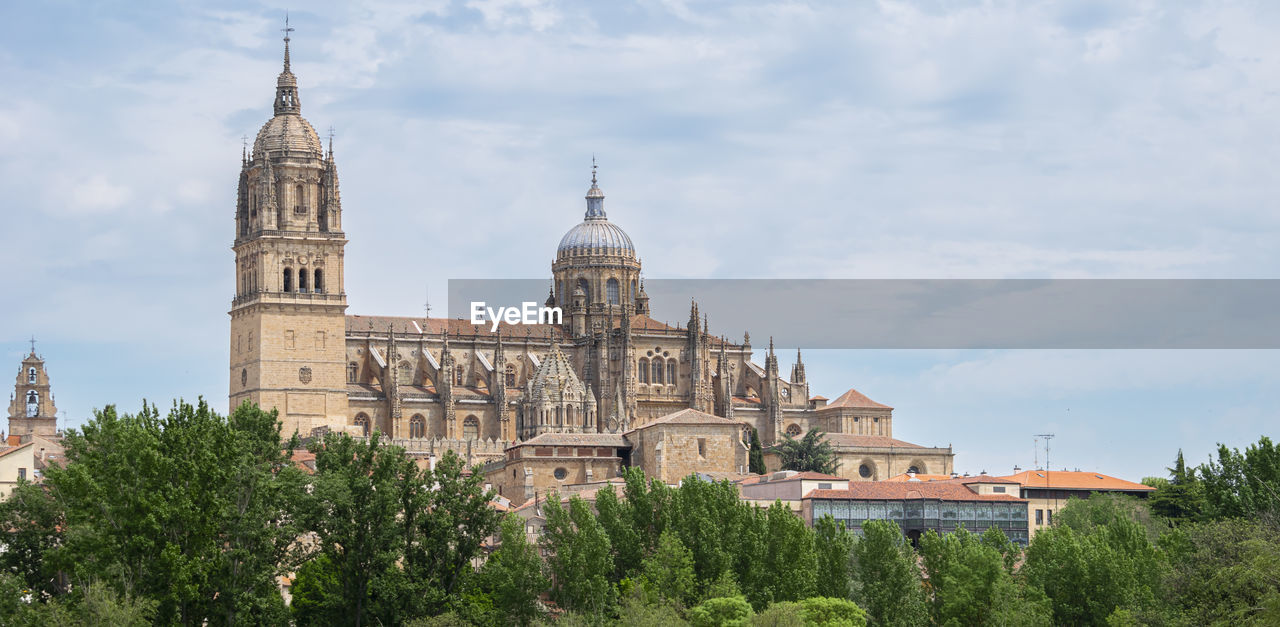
left=629, top=408, right=740, bottom=431
left=807, top=482, right=1025, bottom=502
left=884, top=473, right=955, bottom=482
left=736, top=470, right=845, bottom=486
left=995, top=470, right=1155, bottom=492
left=819, top=433, right=926, bottom=449
left=516, top=433, right=629, bottom=448
left=346, top=315, right=564, bottom=340
left=820, top=388, right=892, bottom=410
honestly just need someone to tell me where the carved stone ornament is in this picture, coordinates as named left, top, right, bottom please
left=299, top=366, right=313, bottom=383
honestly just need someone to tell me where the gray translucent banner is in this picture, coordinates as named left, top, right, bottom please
left=447, top=279, right=1280, bottom=349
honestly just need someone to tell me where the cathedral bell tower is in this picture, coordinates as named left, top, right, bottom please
left=8, top=343, right=58, bottom=438
left=229, top=24, right=348, bottom=437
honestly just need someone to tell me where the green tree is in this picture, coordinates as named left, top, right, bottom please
left=541, top=494, right=616, bottom=618
left=774, top=429, right=838, bottom=475
left=795, top=597, right=868, bottom=626
left=749, top=428, right=767, bottom=475
left=44, top=400, right=303, bottom=626
left=1198, top=436, right=1280, bottom=519
left=640, top=529, right=697, bottom=609
left=1159, top=518, right=1280, bottom=625
left=688, top=595, right=754, bottom=627
left=851, top=520, right=928, bottom=626
left=401, top=449, right=502, bottom=617
left=0, top=572, right=158, bottom=627
left=597, top=483, right=645, bottom=583
left=479, top=513, right=549, bottom=626
left=762, top=501, right=818, bottom=605
left=1145, top=449, right=1207, bottom=523
left=0, top=481, right=65, bottom=598
left=297, top=430, right=417, bottom=626
left=666, top=476, right=746, bottom=596
left=290, top=555, right=343, bottom=626
left=918, top=527, right=1048, bottom=626
left=813, top=515, right=855, bottom=600
left=1023, top=513, right=1163, bottom=625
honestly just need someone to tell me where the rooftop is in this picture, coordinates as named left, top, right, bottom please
left=806, top=481, right=1025, bottom=502
left=995, top=470, right=1155, bottom=492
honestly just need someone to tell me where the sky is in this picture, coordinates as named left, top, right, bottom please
left=2, top=0, right=1278, bottom=481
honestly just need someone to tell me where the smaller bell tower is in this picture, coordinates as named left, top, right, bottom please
left=8, top=340, right=58, bottom=438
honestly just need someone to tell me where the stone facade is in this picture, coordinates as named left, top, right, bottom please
left=625, top=409, right=749, bottom=485
left=228, top=36, right=955, bottom=479
left=7, top=348, right=57, bottom=439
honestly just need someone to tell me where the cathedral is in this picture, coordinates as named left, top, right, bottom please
left=228, top=34, right=953, bottom=493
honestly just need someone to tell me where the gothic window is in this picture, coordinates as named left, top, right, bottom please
left=397, top=361, right=412, bottom=386
left=606, top=278, right=619, bottom=305
left=294, top=184, right=306, bottom=215
left=631, top=279, right=637, bottom=303
left=283, top=268, right=293, bottom=292
left=463, top=416, right=479, bottom=441
left=354, top=413, right=370, bottom=436
left=410, top=415, right=425, bottom=439
left=298, top=268, right=308, bottom=292
left=505, top=364, right=516, bottom=387
left=652, top=359, right=663, bottom=384
left=27, top=368, right=36, bottom=384
left=786, top=423, right=802, bottom=437
left=638, top=358, right=649, bottom=383
left=26, top=391, right=38, bottom=417
left=907, top=465, right=921, bottom=474
left=454, top=365, right=464, bottom=386
left=667, top=360, right=677, bottom=385
left=577, top=278, right=590, bottom=302
left=348, top=362, right=358, bottom=383
left=314, top=268, right=324, bottom=293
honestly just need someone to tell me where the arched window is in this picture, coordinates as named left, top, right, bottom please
left=606, top=278, right=619, bottom=305
left=576, top=278, right=590, bottom=302
left=354, top=413, right=370, bottom=436
left=283, top=268, right=293, bottom=292
left=347, top=362, right=358, bottom=383
left=631, top=279, right=637, bottom=303
left=26, top=391, right=39, bottom=417
left=638, top=358, right=649, bottom=383
left=463, top=416, right=479, bottom=441
left=397, top=361, right=412, bottom=386
left=652, top=359, right=663, bottom=384
left=314, top=268, right=324, bottom=293
left=786, top=423, right=802, bottom=437
left=907, top=466, right=920, bottom=474
left=505, top=364, right=516, bottom=387
left=298, top=268, right=308, bottom=292
left=295, top=184, right=306, bottom=215
left=454, top=365, right=464, bottom=386
left=410, top=415, right=425, bottom=439
left=27, top=367, right=36, bottom=384
left=667, top=360, right=677, bottom=385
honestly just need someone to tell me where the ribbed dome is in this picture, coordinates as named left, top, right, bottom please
left=557, top=220, right=635, bottom=257
left=253, top=114, right=323, bottom=157
left=556, top=170, right=637, bottom=258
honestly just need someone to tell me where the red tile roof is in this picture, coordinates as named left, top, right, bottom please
left=821, top=433, right=926, bottom=449
left=996, top=470, right=1155, bottom=492
left=884, top=473, right=954, bottom=483
left=807, top=482, right=1024, bottom=502
left=346, top=315, right=564, bottom=340
left=630, top=408, right=740, bottom=430
left=820, top=388, right=892, bottom=410
left=737, top=471, right=846, bottom=486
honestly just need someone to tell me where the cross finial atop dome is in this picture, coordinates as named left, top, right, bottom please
left=585, top=157, right=605, bottom=219
left=282, top=12, right=295, bottom=73
left=273, top=14, right=302, bottom=115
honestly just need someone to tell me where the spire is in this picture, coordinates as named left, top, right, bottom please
left=282, top=13, right=294, bottom=73
left=273, top=15, right=301, bottom=115
left=585, top=157, right=606, bottom=219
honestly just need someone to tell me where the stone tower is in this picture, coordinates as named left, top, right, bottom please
left=8, top=345, right=58, bottom=438
left=551, top=165, right=642, bottom=338
left=229, top=28, right=349, bottom=437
